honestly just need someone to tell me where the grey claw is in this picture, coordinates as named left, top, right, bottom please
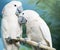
left=16, top=37, right=20, bottom=39
left=37, top=42, right=42, bottom=47
left=5, top=37, right=13, bottom=44
left=24, top=38, right=27, bottom=42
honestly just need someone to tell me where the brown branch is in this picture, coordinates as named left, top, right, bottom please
left=16, top=38, right=56, bottom=50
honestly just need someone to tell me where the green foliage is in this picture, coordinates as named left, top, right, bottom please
left=22, top=24, right=27, bottom=38
left=19, top=45, right=32, bottom=50
left=21, top=24, right=32, bottom=50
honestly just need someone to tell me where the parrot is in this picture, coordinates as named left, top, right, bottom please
left=1, top=1, right=23, bottom=50
left=18, top=10, right=52, bottom=50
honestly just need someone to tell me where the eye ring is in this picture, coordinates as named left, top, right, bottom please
left=14, top=5, right=16, bottom=7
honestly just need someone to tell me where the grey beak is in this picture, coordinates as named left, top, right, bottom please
left=18, top=16, right=27, bottom=24
left=16, top=6, right=23, bottom=16
left=17, top=6, right=23, bottom=13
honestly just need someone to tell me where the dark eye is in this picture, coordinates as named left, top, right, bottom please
left=22, top=13, right=24, bottom=15
left=14, top=5, right=16, bottom=7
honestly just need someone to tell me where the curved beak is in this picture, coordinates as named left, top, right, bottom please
left=18, top=16, right=27, bottom=25
left=16, top=6, right=23, bottom=16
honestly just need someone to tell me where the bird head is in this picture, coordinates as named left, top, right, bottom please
left=18, top=10, right=39, bottom=24
left=2, top=1, right=23, bottom=16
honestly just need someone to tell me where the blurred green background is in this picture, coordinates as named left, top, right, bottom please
left=0, top=0, right=60, bottom=50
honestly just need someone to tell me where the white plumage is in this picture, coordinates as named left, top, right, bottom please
left=18, top=10, right=52, bottom=50
left=1, top=1, right=23, bottom=50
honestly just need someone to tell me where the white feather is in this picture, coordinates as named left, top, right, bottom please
left=19, top=10, right=52, bottom=49
left=1, top=1, right=23, bottom=50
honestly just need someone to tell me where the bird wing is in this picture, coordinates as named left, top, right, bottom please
left=1, top=18, right=9, bottom=38
left=39, top=17, right=52, bottom=47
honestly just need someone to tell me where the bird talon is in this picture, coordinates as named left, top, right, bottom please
left=24, top=38, right=30, bottom=42
left=5, top=37, right=13, bottom=44
left=37, top=42, right=42, bottom=47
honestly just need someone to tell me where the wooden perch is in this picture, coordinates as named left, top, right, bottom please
left=15, top=38, right=56, bottom=50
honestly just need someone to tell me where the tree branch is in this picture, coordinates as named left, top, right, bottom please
left=16, top=38, right=56, bottom=50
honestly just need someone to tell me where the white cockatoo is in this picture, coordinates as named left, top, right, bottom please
left=1, top=1, right=23, bottom=50
left=18, top=10, right=52, bottom=50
